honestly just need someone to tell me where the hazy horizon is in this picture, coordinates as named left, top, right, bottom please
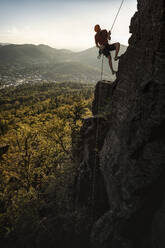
left=0, top=0, right=137, bottom=51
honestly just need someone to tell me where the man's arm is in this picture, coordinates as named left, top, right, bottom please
left=95, top=35, right=100, bottom=48
left=95, top=41, right=100, bottom=48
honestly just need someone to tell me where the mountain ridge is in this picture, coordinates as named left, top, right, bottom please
left=0, top=43, right=127, bottom=65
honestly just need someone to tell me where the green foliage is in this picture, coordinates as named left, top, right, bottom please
left=0, top=81, right=94, bottom=247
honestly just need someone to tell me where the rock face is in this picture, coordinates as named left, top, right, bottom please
left=76, top=0, right=165, bottom=247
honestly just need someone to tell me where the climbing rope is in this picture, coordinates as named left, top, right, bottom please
left=100, top=55, right=104, bottom=81
left=110, top=0, right=125, bottom=32
left=90, top=0, right=125, bottom=221
left=91, top=81, right=102, bottom=222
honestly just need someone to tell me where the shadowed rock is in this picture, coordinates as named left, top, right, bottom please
left=76, top=0, right=165, bottom=247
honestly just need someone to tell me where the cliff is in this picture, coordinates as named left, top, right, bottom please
left=76, top=0, right=165, bottom=247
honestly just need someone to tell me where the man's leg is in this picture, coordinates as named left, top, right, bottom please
left=114, top=42, right=120, bottom=60
left=107, top=55, right=116, bottom=75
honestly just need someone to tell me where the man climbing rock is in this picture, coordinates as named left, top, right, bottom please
left=94, top=24, right=120, bottom=75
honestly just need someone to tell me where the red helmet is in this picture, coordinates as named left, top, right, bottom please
left=94, top=24, right=100, bottom=32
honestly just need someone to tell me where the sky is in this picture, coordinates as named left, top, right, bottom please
left=0, top=0, right=137, bottom=51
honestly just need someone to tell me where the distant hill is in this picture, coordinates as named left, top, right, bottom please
left=0, top=43, right=127, bottom=81
left=0, top=43, right=127, bottom=65
left=0, top=44, right=74, bottom=64
left=0, top=42, right=10, bottom=46
left=74, top=45, right=127, bottom=75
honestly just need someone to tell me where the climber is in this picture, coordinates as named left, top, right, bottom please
left=94, top=24, right=120, bottom=75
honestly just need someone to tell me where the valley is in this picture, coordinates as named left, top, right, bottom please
left=0, top=43, right=127, bottom=87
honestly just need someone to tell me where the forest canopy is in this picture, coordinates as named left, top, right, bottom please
left=0, top=81, right=94, bottom=247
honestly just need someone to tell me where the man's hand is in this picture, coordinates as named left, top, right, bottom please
left=96, top=44, right=104, bottom=50
left=100, top=45, right=105, bottom=50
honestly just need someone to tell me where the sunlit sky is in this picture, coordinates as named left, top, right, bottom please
left=0, top=0, right=137, bottom=51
